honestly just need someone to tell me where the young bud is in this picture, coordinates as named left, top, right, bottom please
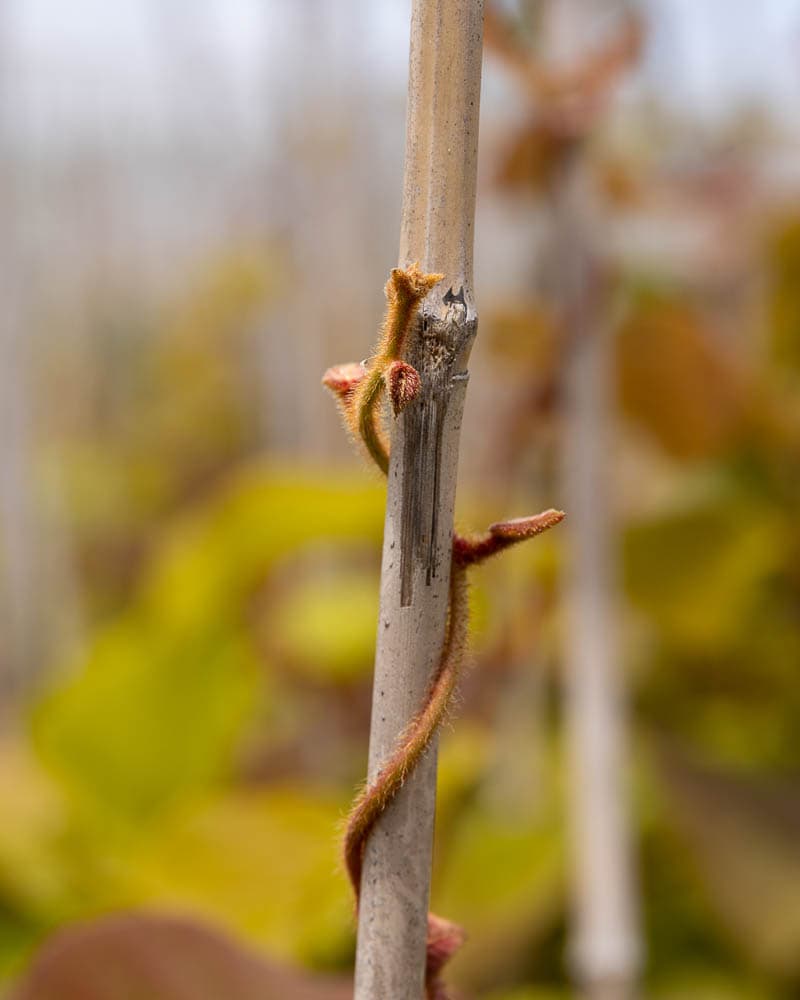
left=385, top=360, right=422, bottom=416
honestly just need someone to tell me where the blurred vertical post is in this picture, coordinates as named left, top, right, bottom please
left=0, top=5, right=37, bottom=701
left=558, top=178, right=641, bottom=999
left=353, top=1, right=484, bottom=997
left=543, top=1, right=642, bottom=997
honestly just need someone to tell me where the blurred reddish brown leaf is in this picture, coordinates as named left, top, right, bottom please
left=494, top=120, right=577, bottom=193
left=484, top=301, right=557, bottom=367
left=616, top=299, right=747, bottom=459
left=12, top=913, right=351, bottom=1000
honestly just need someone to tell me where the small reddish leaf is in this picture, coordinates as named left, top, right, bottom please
left=488, top=509, right=566, bottom=540
left=321, top=362, right=365, bottom=400
left=454, top=509, right=565, bottom=567
left=425, top=913, right=466, bottom=989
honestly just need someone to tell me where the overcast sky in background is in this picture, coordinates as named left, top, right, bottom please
left=6, top=0, right=800, bottom=149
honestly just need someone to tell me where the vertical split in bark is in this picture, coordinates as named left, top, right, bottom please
left=353, top=2, right=484, bottom=998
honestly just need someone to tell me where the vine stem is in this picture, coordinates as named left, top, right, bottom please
left=352, top=2, right=485, bottom=997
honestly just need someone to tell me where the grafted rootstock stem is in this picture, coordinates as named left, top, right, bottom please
left=323, top=265, right=563, bottom=999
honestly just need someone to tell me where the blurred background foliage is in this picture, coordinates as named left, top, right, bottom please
left=1, top=0, right=800, bottom=997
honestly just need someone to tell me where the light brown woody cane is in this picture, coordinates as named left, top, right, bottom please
left=323, top=264, right=564, bottom=1000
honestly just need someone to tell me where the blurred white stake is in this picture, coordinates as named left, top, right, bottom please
left=0, top=9, right=83, bottom=705
left=561, top=254, right=641, bottom=999
left=543, top=1, right=643, bottom=996
left=0, top=12, right=37, bottom=700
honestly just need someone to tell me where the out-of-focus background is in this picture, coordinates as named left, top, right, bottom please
left=2, top=1, right=800, bottom=998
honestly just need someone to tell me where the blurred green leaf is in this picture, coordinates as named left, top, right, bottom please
left=485, top=990, right=568, bottom=1000
left=436, top=741, right=565, bottom=992
left=0, top=744, right=68, bottom=916
left=268, top=568, right=378, bottom=683
left=33, top=469, right=383, bottom=824
left=34, top=624, right=259, bottom=823
left=767, top=216, right=800, bottom=375
left=437, top=724, right=493, bottom=815
left=126, top=789, right=352, bottom=967
left=659, top=750, right=800, bottom=978
left=0, top=745, right=73, bottom=976
left=624, top=493, right=781, bottom=652
left=650, top=969, right=773, bottom=1000
left=139, top=467, right=383, bottom=632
